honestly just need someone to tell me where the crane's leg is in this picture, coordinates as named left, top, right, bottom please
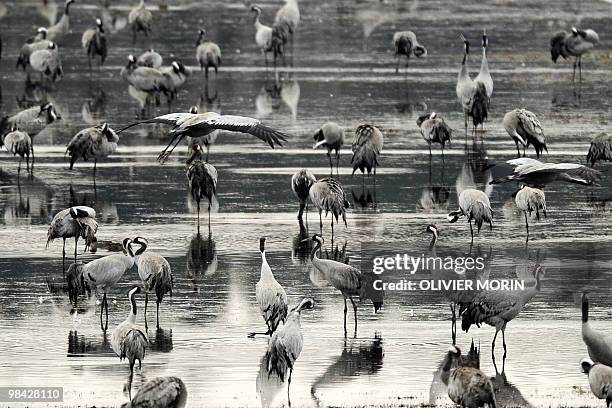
left=319, top=211, right=323, bottom=233
left=572, top=58, right=577, bottom=82
left=100, top=292, right=107, bottom=331
left=156, top=300, right=160, bottom=329
left=523, top=145, right=526, bottom=157
left=524, top=212, right=530, bottom=242
left=469, top=220, right=474, bottom=243
left=208, top=202, right=212, bottom=235
left=144, top=292, right=149, bottom=330
left=328, top=152, right=333, bottom=177
left=104, top=292, right=109, bottom=331
left=128, top=360, right=135, bottom=400
left=196, top=202, right=201, bottom=233
left=395, top=54, right=400, bottom=73
left=451, top=303, right=457, bottom=345
left=491, top=328, right=499, bottom=359
left=350, top=297, right=358, bottom=338
left=331, top=217, right=334, bottom=239
left=26, top=151, right=30, bottom=173
left=336, top=153, right=340, bottom=176
left=297, top=202, right=305, bottom=221
left=515, top=141, right=521, bottom=157
left=287, top=367, right=293, bottom=406
left=62, top=238, right=66, bottom=275
left=18, top=158, right=22, bottom=176
left=343, top=296, right=348, bottom=338
left=93, top=160, right=97, bottom=181
left=579, top=56, right=582, bottom=82
left=74, top=235, right=79, bottom=264
left=502, top=327, right=507, bottom=359
left=205, top=144, right=210, bottom=163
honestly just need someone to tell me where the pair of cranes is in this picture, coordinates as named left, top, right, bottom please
left=250, top=233, right=380, bottom=402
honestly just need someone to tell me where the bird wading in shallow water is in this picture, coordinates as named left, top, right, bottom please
left=551, top=27, right=599, bottom=82
left=392, top=30, right=427, bottom=73
left=111, top=286, right=148, bottom=400
left=186, top=145, right=218, bottom=233
left=47, top=205, right=98, bottom=274
left=265, top=298, right=313, bottom=405
left=248, top=237, right=288, bottom=338
left=291, top=169, right=316, bottom=222
left=313, top=122, right=344, bottom=176
left=456, top=35, right=488, bottom=135
left=503, top=109, right=547, bottom=158
left=447, top=188, right=493, bottom=242
left=308, top=177, right=349, bottom=237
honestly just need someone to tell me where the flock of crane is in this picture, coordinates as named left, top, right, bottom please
left=0, top=0, right=611, bottom=407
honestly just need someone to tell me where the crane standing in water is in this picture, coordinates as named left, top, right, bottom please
left=249, top=237, right=288, bottom=338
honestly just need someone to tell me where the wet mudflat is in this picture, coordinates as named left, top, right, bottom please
left=1, top=0, right=612, bottom=407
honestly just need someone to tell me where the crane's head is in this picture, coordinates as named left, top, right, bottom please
left=251, top=5, right=262, bottom=14
left=189, top=106, right=199, bottom=114
left=426, top=224, right=439, bottom=238
left=302, top=234, right=324, bottom=246
left=37, top=27, right=48, bottom=39
left=459, top=33, right=469, bottom=54
left=122, top=238, right=133, bottom=255
left=580, top=357, right=594, bottom=374
left=448, top=345, right=461, bottom=357
left=447, top=210, right=462, bottom=223
left=128, top=286, right=141, bottom=300
left=133, top=236, right=149, bottom=246
left=430, top=112, right=437, bottom=120
left=127, top=54, right=137, bottom=67
left=95, top=18, right=103, bottom=28
left=259, top=237, right=266, bottom=253
left=571, top=27, right=578, bottom=35
left=48, top=42, right=57, bottom=50
left=482, top=29, right=488, bottom=48
left=292, top=298, right=315, bottom=314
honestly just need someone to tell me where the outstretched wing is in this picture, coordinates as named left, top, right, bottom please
left=190, top=115, right=287, bottom=148
left=116, top=113, right=193, bottom=134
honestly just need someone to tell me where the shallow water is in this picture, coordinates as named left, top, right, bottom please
left=1, top=0, right=612, bottom=407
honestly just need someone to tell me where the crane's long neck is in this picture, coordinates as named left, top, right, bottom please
left=254, top=12, right=263, bottom=29
left=310, top=240, right=326, bottom=271
left=479, top=47, right=489, bottom=74
left=459, top=53, right=469, bottom=81
left=64, top=1, right=72, bottom=15
left=582, top=296, right=589, bottom=324
left=128, top=292, right=137, bottom=322
left=260, top=251, right=273, bottom=279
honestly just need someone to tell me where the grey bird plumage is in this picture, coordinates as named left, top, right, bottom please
left=474, top=30, right=493, bottom=101
left=393, top=30, right=427, bottom=73
left=460, top=265, right=542, bottom=358
left=159, top=61, right=192, bottom=101
left=503, top=109, right=547, bottom=158
left=447, top=188, right=493, bottom=241
left=492, top=157, right=602, bottom=187
left=582, top=293, right=612, bottom=367
left=251, top=5, right=274, bottom=66
left=16, top=29, right=52, bottom=71
left=351, top=124, right=383, bottom=178
left=129, top=0, right=153, bottom=39
left=196, top=29, right=221, bottom=80
left=305, top=235, right=380, bottom=337
left=551, top=27, right=599, bottom=81
left=249, top=237, right=288, bottom=338
left=291, top=168, right=316, bottom=221
left=446, top=345, right=496, bottom=408
left=81, top=238, right=136, bottom=330
left=121, top=54, right=174, bottom=107
left=580, top=358, right=612, bottom=407
left=132, top=237, right=173, bottom=330
left=587, top=134, right=612, bottom=167
left=136, top=49, right=162, bottom=68
left=514, top=185, right=546, bottom=239
left=111, top=286, right=148, bottom=400
left=417, top=112, right=452, bottom=158
left=265, top=297, right=313, bottom=402
left=186, top=145, right=218, bottom=232
left=456, top=35, right=488, bottom=132
left=2, top=128, right=33, bottom=174
left=82, top=18, right=107, bottom=68
left=47, top=205, right=98, bottom=275
left=29, top=42, right=63, bottom=82
left=121, top=376, right=187, bottom=408
left=117, top=110, right=288, bottom=162
left=42, top=0, right=74, bottom=44
left=65, top=123, right=119, bottom=176
left=313, top=122, right=344, bottom=175
left=309, top=177, right=349, bottom=235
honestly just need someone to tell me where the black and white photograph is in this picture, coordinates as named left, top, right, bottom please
left=0, top=0, right=611, bottom=407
